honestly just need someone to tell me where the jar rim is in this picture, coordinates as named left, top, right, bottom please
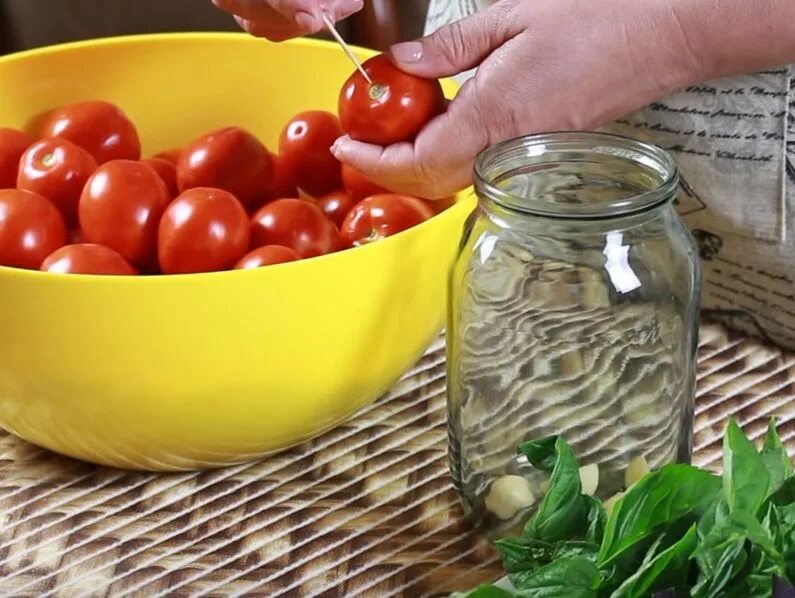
left=473, top=131, right=679, bottom=220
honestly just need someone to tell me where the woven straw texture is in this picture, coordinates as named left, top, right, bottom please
left=1, top=322, right=793, bottom=597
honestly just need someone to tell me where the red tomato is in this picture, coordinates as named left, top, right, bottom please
left=39, top=100, right=141, bottom=164
left=251, top=198, right=342, bottom=258
left=158, top=187, right=250, bottom=274
left=177, top=127, right=273, bottom=207
left=235, top=245, right=301, bottom=269
left=154, top=148, right=183, bottom=165
left=425, top=195, right=457, bottom=214
left=0, top=189, right=66, bottom=269
left=316, top=189, right=357, bottom=228
left=338, top=54, right=446, bottom=145
left=16, top=138, right=97, bottom=225
left=141, top=157, right=178, bottom=197
left=341, top=164, right=388, bottom=201
left=278, top=111, right=343, bottom=197
left=41, top=243, right=137, bottom=275
left=79, top=160, right=170, bottom=268
left=340, top=194, right=434, bottom=247
left=263, top=151, right=299, bottom=201
left=0, top=128, right=35, bottom=188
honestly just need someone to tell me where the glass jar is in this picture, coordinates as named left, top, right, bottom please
left=447, top=132, right=700, bottom=536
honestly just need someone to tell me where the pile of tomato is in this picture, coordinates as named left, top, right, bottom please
left=0, top=54, right=451, bottom=275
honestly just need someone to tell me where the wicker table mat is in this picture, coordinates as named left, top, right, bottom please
left=1, top=322, right=794, bottom=597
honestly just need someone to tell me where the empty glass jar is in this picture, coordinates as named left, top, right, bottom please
left=447, top=132, right=701, bottom=536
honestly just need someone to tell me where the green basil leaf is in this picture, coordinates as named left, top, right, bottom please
left=598, top=464, right=720, bottom=568
left=524, top=437, right=585, bottom=542
left=770, top=503, right=795, bottom=580
left=449, top=585, right=518, bottom=597
left=518, top=436, right=559, bottom=472
left=692, top=533, right=748, bottom=598
left=584, top=495, right=606, bottom=545
left=761, top=419, right=793, bottom=496
left=724, top=418, right=770, bottom=515
left=768, top=476, right=795, bottom=507
left=496, top=537, right=554, bottom=573
left=610, top=524, right=698, bottom=598
left=509, top=556, right=600, bottom=597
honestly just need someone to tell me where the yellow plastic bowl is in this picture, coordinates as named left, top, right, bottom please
left=0, top=33, right=472, bottom=470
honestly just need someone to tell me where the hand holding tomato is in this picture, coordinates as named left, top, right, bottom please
left=0, top=189, right=66, bottom=269
left=39, top=100, right=141, bottom=164
left=41, top=243, right=137, bottom=275
left=17, top=138, right=97, bottom=224
left=251, top=198, right=341, bottom=258
left=340, top=194, right=433, bottom=247
left=0, top=128, right=34, bottom=188
left=158, top=187, right=250, bottom=274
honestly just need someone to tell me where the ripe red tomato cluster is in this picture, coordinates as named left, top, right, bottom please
left=0, top=55, right=451, bottom=276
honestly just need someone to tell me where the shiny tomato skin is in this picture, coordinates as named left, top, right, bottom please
left=340, top=193, right=434, bottom=247
left=0, top=189, right=66, bottom=269
left=141, top=157, right=178, bottom=197
left=41, top=243, right=137, bottom=275
left=79, top=159, right=170, bottom=268
left=278, top=111, right=343, bottom=197
left=154, top=148, right=183, bottom=165
left=0, top=128, right=35, bottom=188
left=341, top=163, right=388, bottom=201
left=263, top=152, right=299, bottom=201
left=338, top=54, right=446, bottom=145
left=316, top=189, right=357, bottom=228
left=251, top=198, right=342, bottom=258
left=16, top=137, right=98, bottom=225
left=158, top=187, right=250, bottom=274
left=177, top=127, right=273, bottom=207
left=39, top=100, right=141, bottom=163
left=235, top=245, right=301, bottom=269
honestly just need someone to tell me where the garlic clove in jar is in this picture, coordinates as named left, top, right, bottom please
left=484, top=475, right=536, bottom=520
left=579, top=464, right=600, bottom=496
left=625, top=455, right=650, bottom=488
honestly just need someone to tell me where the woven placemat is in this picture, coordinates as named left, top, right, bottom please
left=1, top=322, right=794, bottom=597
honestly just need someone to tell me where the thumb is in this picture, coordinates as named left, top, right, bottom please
left=389, top=4, right=520, bottom=79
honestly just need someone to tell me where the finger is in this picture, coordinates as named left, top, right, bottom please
left=235, top=15, right=305, bottom=40
left=215, top=0, right=362, bottom=32
left=388, top=2, right=521, bottom=79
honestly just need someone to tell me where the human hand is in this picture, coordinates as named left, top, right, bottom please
left=331, top=0, right=706, bottom=199
left=213, top=0, right=363, bottom=41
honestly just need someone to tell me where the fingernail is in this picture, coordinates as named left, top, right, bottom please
left=331, top=138, right=347, bottom=158
left=390, top=41, right=423, bottom=64
left=295, top=11, right=320, bottom=32
left=333, top=0, right=364, bottom=17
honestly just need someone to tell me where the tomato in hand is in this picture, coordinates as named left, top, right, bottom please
left=0, top=189, right=66, bottom=269
left=316, top=189, right=357, bottom=228
left=341, top=163, right=388, bottom=201
left=235, top=245, right=301, bottom=269
left=158, top=187, right=250, bottom=274
left=39, top=100, right=141, bottom=164
left=0, top=128, right=34, bottom=188
left=251, top=198, right=342, bottom=258
left=177, top=127, right=273, bottom=207
left=141, top=157, right=178, bottom=197
left=41, top=243, right=137, bottom=275
left=263, top=151, right=298, bottom=202
left=79, top=160, right=170, bottom=268
left=340, top=194, right=434, bottom=247
left=16, top=138, right=97, bottom=225
left=153, top=148, right=183, bottom=165
left=338, top=54, right=446, bottom=145
left=278, top=111, right=343, bottom=197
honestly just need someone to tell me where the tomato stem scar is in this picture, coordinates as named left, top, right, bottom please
left=368, top=83, right=387, bottom=101
left=42, top=152, right=56, bottom=168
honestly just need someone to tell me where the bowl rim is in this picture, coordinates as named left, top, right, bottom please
left=0, top=32, right=472, bottom=283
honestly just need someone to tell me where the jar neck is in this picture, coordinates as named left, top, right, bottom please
left=474, top=132, right=679, bottom=223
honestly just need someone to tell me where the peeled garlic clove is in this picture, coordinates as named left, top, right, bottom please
left=484, top=475, right=536, bottom=520
left=625, top=455, right=650, bottom=488
left=579, top=464, right=599, bottom=496
left=604, top=491, right=624, bottom=516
